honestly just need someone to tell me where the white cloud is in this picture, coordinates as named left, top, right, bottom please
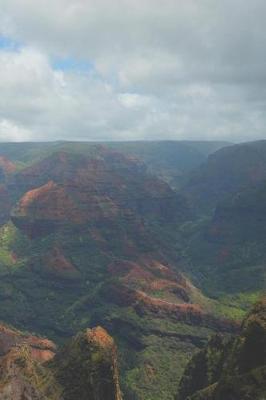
left=118, top=93, right=151, bottom=109
left=0, top=0, right=266, bottom=141
left=0, top=46, right=159, bottom=141
left=0, top=119, right=32, bottom=141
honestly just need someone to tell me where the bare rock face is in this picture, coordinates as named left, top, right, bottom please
left=0, top=345, right=61, bottom=400
left=0, top=324, right=122, bottom=400
left=53, top=326, right=122, bottom=400
left=0, top=323, right=56, bottom=362
left=11, top=149, right=188, bottom=237
left=0, top=324, right=60, bottom=400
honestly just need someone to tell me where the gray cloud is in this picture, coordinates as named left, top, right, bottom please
left=0, top=0, right=266, bottom=141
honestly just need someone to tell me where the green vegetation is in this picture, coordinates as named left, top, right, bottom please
left=0, top=222, right=31, bottom=276
left=125, top=336, right=195, bottom=400
left=0, top=140, right=265, bottom=399
left=177, top=297, right=266, bottom=400
left=53, top=327, right=122, bottom=400
left=0, top=344, right=62, bottom=399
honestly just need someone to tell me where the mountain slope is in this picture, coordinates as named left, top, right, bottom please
left=182, top=180, right=266, bottom=297
left=183, top=140, right=266, bottom=212
left=0, top=140, right=229, bottom=189
left=177, top=296, right=266, bottom=400
left=0, top=322, right=122, bottom=400
left=0, top=146, right=237, bottom=400
left=175, top=140, right=266, bottom=302
left=0, top=322, right=60, bottom=399
left=107, top=140, right=230, bottom=188
left=53, top=326, right=122, bottom=400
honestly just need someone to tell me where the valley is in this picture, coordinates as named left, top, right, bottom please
left=0, top=140, right=264, bottom=399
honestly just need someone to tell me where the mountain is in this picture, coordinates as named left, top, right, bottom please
left=0, top=139, right=264, bottom=399
left=177, top=296, right=266, bottom=400
left=0, top=155, right=16, bottom=180
left=0, top=140, right=229, bottom=188
left=0, top=156, right=17, bottom=224
left=0, top=144, right=238, bottom=400
left=10, top=147, right=188, bottom=234
left=183, top=140, right=266, bottom=212
left=0, top=138, right=230, bottom=231
left=106, top=140, right=230, bottom=188
left=179, top=142, right=266, bottom=298
left=0, top=322, right=56, bottom=362
left=53, top=326, right=122, bottom=400
left=212, top=181, right=266, bottom=243
left=0, top=298, right=264, bottom=400
left=0, top=322, right=121, bottom=400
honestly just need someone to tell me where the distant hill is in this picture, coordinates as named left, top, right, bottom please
left=179, top=141, right=266, bottom=298
left=183, top=140, right=266, bottom=212
left=0, top=140, right=230, bottom=188
left=106, top=140, right=230, bottom=187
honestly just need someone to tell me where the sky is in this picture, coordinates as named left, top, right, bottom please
left=0, top=0, right=266, bottom=142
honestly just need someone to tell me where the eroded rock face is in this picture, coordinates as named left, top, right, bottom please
left=0, top=324, right=59, bottom=400
left=11, top=149, right=188, bottom=237
left=0, top=323, right=56, bottom=362
left=0, top=324, right=122, bottom=400
left=0, top=345, right=61, bottom=400
left=53, top=326, right=122, bottom=400
left=108, top=256, right=191, bottom=303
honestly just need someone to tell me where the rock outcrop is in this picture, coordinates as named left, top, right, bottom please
left=177, top=296, right=266, bottom=400
left=11, top=149, right=188, bottom=238
left=0, top=345, right=61, bottom=400
left=0, top=323, right=56, bottom=362
left=53, top=326, right=122, bottom=400
left=0, top=323, right=59, bottom=399
left=0, top=324, right=122, bottom=400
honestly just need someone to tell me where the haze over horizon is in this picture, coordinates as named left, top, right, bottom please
left=0, top=0, right=266, bottom=143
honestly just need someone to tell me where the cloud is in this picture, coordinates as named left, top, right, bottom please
left=0, top=0, right=266, bottom=141
left=0, top=46, right=161, bottom=141
left=0, top=119, right=32, bottom=141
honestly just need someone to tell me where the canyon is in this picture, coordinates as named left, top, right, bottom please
left=0, top=140, right=264, bottom=399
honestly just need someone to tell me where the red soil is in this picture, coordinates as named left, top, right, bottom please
left=86, top=326, right=114, bottom=349
left=0, top=156, right=16, bottom=174
left=0, top=324, right=56, bottom=363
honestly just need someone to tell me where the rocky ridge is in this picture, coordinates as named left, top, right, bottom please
left=0, top=323, right=122, bottom=400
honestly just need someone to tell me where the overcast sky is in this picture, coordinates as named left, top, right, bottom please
left=0, top=0, right=266, bottom=142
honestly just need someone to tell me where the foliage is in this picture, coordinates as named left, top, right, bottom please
left=177, top=297, right=266, bottom=400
